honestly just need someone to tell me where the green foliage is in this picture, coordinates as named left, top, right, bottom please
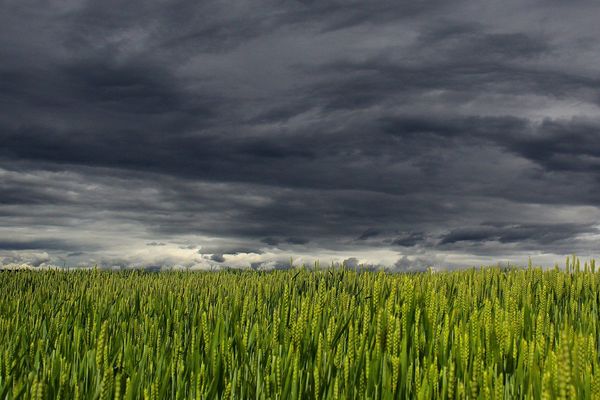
left=1, top=262, right=599, bottom=399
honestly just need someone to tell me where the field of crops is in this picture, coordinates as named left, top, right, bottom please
left=1, top=259, right=600, bottom=399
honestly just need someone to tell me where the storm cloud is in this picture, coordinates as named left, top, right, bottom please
left=2, top=0, right=600, bottom=270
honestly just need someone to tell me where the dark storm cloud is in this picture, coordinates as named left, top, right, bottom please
left=2, top=0, right=600, bottom=268
left=416, top=23, right=551, bottom=60
left=439, top=223, right=597, bottom=246
left=434, top=223, right=600, bottom=261
left=357, top=229, right=381, bottom=241
left=392, top=232, right=426, bottom=247
left=285, top=237, right=310, bottom=245
left=506, top=119, right=600, bottom=173
left=261, top=237, right=280, bottom=246
left=0, top=239, right=76, bottom=251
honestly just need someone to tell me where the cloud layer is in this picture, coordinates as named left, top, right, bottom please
left=2, top=0, right=600, bottom=269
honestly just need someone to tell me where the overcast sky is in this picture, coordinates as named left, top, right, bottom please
left=2, top=0, right=600, bottom=270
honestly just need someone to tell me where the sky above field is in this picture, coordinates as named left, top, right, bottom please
left=2, top=0, right=600, bottom=270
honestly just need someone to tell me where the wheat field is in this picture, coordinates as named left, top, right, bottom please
left=1, top=258, right=599, bottom=399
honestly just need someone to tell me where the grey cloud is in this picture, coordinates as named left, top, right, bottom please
left=1, top=252, right=52, bottom=268
left=250, top=260, right=291, bottom=271
left=342, top=257, right=360, bottom=269
left=394, top=255, right=439, bottom=272
left=2, top=0, right=600, bottom=268
left=210, top=254, right=225, bottom=263
left=199, top=246, right=264, bottom=256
